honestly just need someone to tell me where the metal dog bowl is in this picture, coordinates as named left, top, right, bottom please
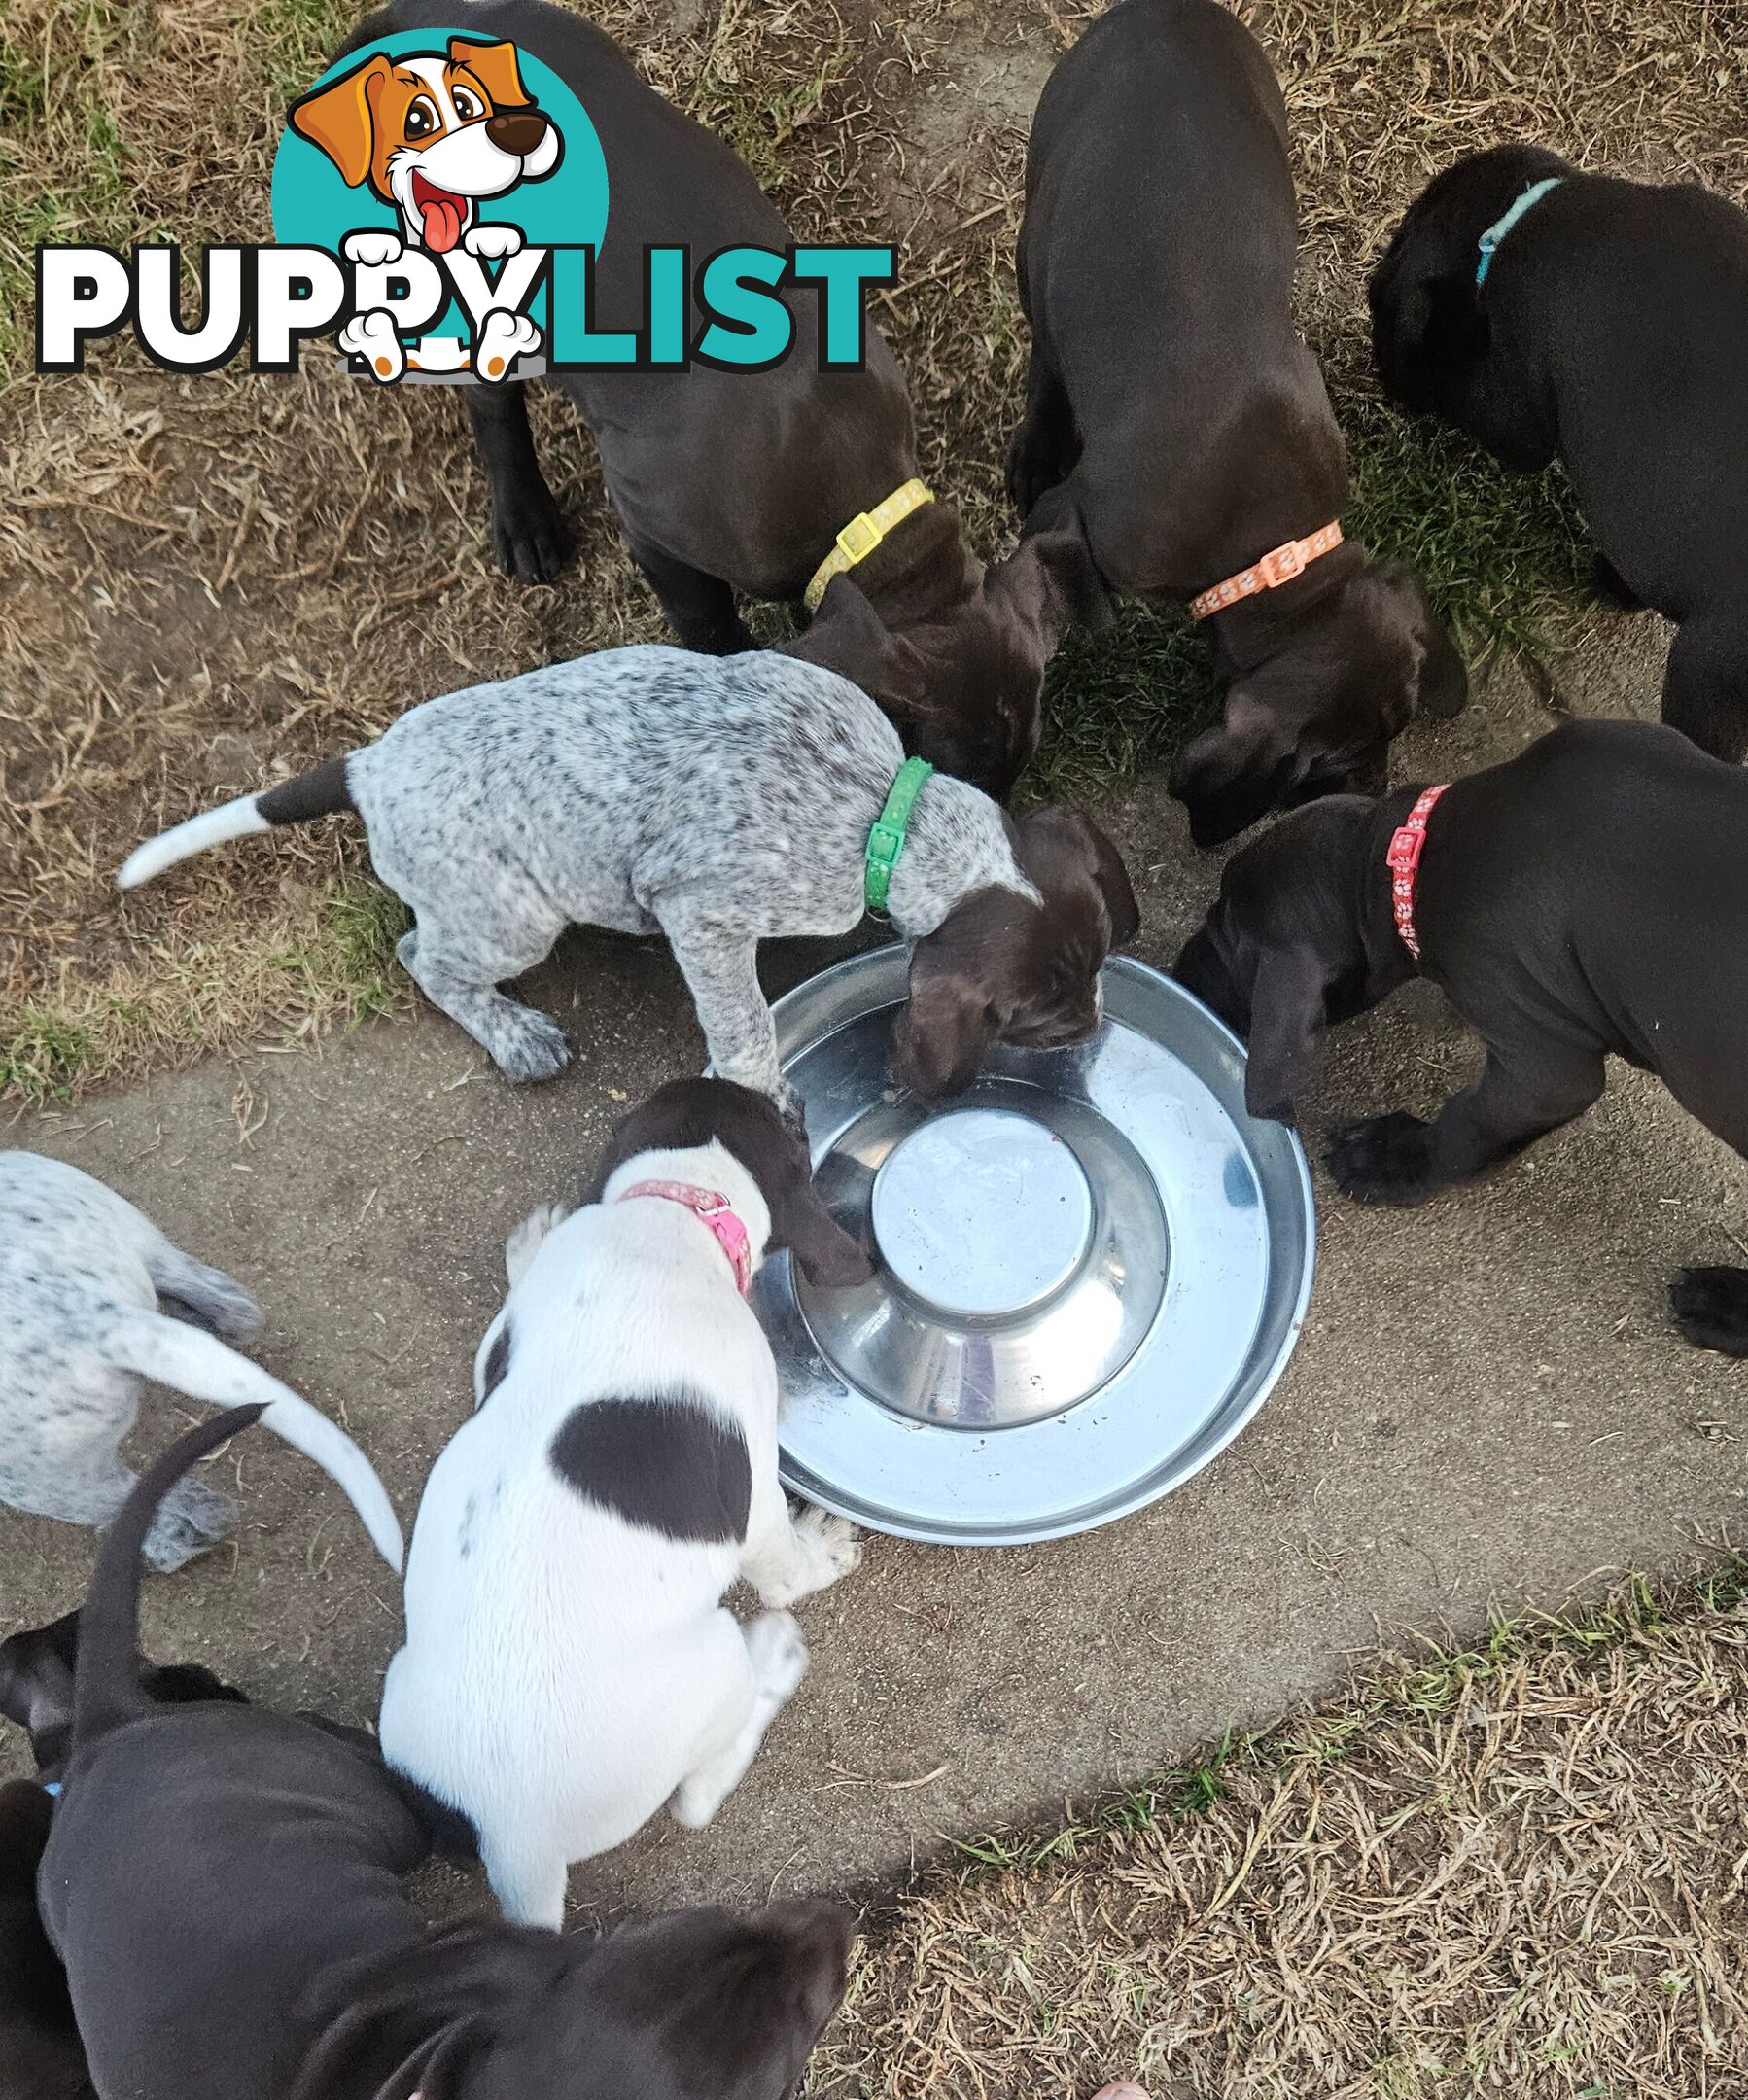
left=757, top=948, right=1316, bottom=1545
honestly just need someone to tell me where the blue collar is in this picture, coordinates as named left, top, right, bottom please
left=41, top=1781, right=61, bottom=1798
left=1475, top=177, right=1563, bottom=287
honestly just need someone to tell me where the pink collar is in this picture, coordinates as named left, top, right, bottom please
left=616, top=1179, right=754, bottom=1295
left=1386, top=784, right=1450, bottom=961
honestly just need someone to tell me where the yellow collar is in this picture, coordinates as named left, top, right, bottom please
left=802, top=478, right=935, bottom=612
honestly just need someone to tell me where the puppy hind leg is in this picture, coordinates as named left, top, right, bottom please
left=146, top=1242, right=263, bottom=1344
left=466, top=381, right=572, bottom=585
left=397, top=926, right=571, bottom=1085
left=671, top=1611, right=809, bottom=1831
left=1669, top=1266, right=1748, bottom=1356
left=1662, top=612, right=1748, bottom=764
left=479, top=1827, right=570, bottom=1932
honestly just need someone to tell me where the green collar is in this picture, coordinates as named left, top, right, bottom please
left=864, top=756, right=934, bottom=917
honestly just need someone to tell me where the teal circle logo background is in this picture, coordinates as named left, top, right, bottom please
left=270, top=30, right=608, bottom=282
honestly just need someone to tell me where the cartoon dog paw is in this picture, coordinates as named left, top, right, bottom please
left=338, top=309, right=405, bottom=384
left=463, top=223, right=524, bottom=261
left=343, top=229, right=403, bottom=268
left=472, top=309, right=542, bottom=383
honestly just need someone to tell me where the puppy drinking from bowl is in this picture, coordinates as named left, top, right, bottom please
left=378, top=1078, right=867, bottom=1927
left=119, top=646, right=1137, bottom=1111
left=1172, top=718, right=1748, bottom=1356
left=1008, top=0, right=1467, bottom=845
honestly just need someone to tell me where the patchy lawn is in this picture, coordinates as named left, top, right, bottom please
left=818, top=1566, right=1748, bottom=2100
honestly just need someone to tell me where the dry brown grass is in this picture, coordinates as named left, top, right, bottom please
left=2, top=0, right=1745, bottom=1100
left=814, top=1568, right=1748, bottom=2100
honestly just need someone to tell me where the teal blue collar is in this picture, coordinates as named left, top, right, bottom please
left=1476, top=177, right=1563, bottom=288
left=864, top=757, right=933, bottom=918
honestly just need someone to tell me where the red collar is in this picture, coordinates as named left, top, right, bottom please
left=1386, top=785, right=1450, bottom=961
left=616, top=1179, right=754, bottom=1295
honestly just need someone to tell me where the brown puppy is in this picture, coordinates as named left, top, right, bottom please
left=38, top=1412, right=856, bottom=2100
left=337, top=0, right=1100, bottom=798
left=1009, top=0, right=1466, bottom=843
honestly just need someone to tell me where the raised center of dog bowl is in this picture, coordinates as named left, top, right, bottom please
left=870, top=1108, right=1093, bottom=1317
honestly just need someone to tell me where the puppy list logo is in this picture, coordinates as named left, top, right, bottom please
left=35, top=28, right=893, bottom=382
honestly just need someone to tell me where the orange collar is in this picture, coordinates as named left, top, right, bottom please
left=1188, top=522, right=1345, bottom=620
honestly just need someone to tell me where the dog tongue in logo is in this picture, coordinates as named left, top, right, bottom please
left=411, top=172, right=466, bottom=254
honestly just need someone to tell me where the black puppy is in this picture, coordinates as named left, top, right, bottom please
left=1371, top=144, right=1748, bottom=760
left=1173, top=718, right=1748, bottom=1354
left=1008, top=0, right=1466, bottom=845
left=0, top=1618, right=245, bottom=2100
left=333, top=0, right=1102, bottom=798
left=37, top=1409, right=855, bottom=2100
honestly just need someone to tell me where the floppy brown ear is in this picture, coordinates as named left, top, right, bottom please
left=892, top=972, right=998, bottom=1099
left=1169, top=698, right=1299, bottom=849
left=786, top=575, right=930, bottom=717
left=769, top=1168, right=874, bottom=1290
left=1015, top=806, right=1139, bottom=945
left=289, top=53, right=390, bottom=189
left=1412, top=592, right=1469, bottom=720
left=993, top=512, right=1114, bottom=639
left=1242, top=944, right=1334, bottom=1123
left=450, top=36, right=535, bottom=109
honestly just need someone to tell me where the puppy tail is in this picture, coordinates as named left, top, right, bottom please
left=74, top=1407, right=266, bottom=1744
left=117, top=755, right=356, bottom=891
left=102, top=1308, right=403, bottom=1571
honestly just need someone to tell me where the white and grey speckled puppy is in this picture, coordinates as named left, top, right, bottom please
left=119, top=647, right=1138, bottom=1105
left=0, top=1153, right=402, bottom=1571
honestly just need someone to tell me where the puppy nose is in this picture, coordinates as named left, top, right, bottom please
left=486, top=109, right=549, bottom=156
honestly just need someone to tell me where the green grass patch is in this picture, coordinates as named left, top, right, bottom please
left=1032, top=395, right=1594, bottom=793
left=1, top=876, right=409, bottom=1107
left=257, top=0, right=355, bottom=106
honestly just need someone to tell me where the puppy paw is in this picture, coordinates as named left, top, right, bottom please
left=484, top=1006, right=572, bottom=1085
left=144, top=1483, right=239, bottom=1571
left=505, top=1201, right=570, bottom=1286
left=463, top=222, right=524, bottom=260
left=343, top=229, right=403, bottom=267
left=472, top=309, right=542, bottom=383
left=489, top=481, right=571, bottom=584
left=1325, top=1113, right=1440, bottom=1207
left=1670, top=1266, right=1748, bottom=1356
left=338, top=308, right=405, bottom=383
left=745, top=1609, right=810, bottom=1701
left=775, top=1507, right=863, bottom=1606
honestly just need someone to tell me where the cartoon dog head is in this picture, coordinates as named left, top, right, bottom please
left=291, top=37, right=563, bottom=253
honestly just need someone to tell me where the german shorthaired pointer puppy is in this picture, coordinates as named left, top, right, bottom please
left=0, top=1152, right=402, bottom=1570
left=1371, top=143, right=1748, bottom=761
left=120, top=647, right=1138, bottom=1113
left=36, top=1411, right=854, bottom=2100
left=381, top=1078, right=865, bottom=1928
left=341, top=0, right=1104, bottom=797
left=1008, top=0, right=1466, bottom=844
left=1173, top=719, right=1748, bottom=1356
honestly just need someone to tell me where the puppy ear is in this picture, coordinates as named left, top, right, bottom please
left=1411, top=593, right=1469, bottom=720
left=1242, top=945, right=1334, bottom=1123
left=450, top=36, right=535, bottom=109
left=289, top=53, right=390, bottom=189
left=992, top=511, right=1115, bottom=639
left=1015, top=807, right=1139, bottom=945
left=787, top=575, right=930, bottom=718
left=1169, top=698, right=1299, bottom=849
left=892, top=972, right=998, bottom=1099
left=769, top=1171, right=874, bottom=1291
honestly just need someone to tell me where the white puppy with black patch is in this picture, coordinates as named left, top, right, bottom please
left=378, top=1079, right=869, bottom=1930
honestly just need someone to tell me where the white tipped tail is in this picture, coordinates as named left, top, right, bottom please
left=118, top=794, right=270, bottom=891
left=103, top=1308, right=403, bottom=1571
